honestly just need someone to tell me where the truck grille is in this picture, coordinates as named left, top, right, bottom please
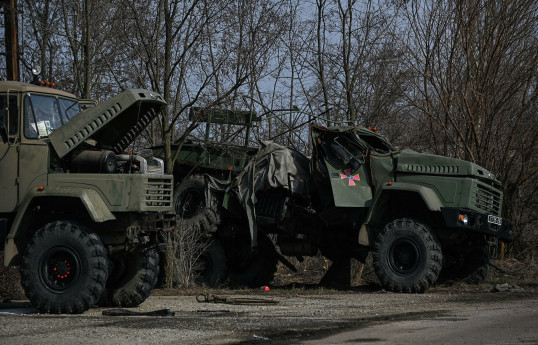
left=144, top=177, right=173, bottom=208
left=473, top=182, right=501, bottom=215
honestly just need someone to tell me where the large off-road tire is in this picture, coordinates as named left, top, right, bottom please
left=228, top=234, right=278, bottom=287
left=98, top=248, right=160, bottom=307
left=373, top=218, right=442, bottom=293
left=174, top=174, right=220, bottom=233
left=196, top=237, right=228, bottom=287
left=20, top=220, right=108, bottom=314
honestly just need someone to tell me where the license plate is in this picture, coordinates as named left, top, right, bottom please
left=488, top=215, right=502, bottom=226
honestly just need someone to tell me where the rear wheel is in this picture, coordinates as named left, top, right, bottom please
left=196, top=237, right=228, bottom=287
left=20, top=220, right=108, bottom=314
left=373, top=218, right=442, bottom=292
left=98, top=248, right=160, bottom=307
left=228, top=233, right=278, bottom=287
left=174, top=174, right=220, bottom=233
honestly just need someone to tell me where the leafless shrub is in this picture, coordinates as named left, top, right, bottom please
left=163, top=223, right=210, bottom=289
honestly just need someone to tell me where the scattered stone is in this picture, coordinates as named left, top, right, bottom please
left=491, top=283, right=526, bottom=293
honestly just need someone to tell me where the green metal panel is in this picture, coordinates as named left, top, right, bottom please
left=0, top=139, right=19, bottom=212
left=49, top=174, right=127, bottom=207
left=18, top=142, right=48, bottom=204
left=326, top=160, right=373, bottom=207
left=396, top=175, right=462, bottom=206
left=49, top=89, right=166, bottom=158
left=189, top=107, right=260, bottom=125
left=48, top=173, right=173, bottom=213
left=369, top=152, right=395, bottom=191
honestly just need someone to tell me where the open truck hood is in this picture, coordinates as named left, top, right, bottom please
left=49, top=89, right=166, bottom=158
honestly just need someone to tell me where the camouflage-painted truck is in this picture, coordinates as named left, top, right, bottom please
left=0, top=79, right=175, bottom=313
left=169, top=114, right=513, bottom=291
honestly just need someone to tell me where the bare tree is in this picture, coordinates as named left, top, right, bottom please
left=399, top=0, right=538, bottom=257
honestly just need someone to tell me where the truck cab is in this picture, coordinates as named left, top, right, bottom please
left=0, top=80, right=175, bottom=314
left=0, top=82, right=85, bottom=213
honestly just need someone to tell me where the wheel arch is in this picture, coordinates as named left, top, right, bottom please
left=359, top=183, right=444, bottom=246
left=4, top=188, right=115, bottom=266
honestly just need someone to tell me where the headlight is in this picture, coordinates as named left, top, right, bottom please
left=458, top=213, right=469, bottom=226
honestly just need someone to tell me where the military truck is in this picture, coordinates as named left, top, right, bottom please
left=0, top=79, right=175, bottom=313
left=151, top=108, right=259, bottom=231
left=177, top=120, right=513, bottom=291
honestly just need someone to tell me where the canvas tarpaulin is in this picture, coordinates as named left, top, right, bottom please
left=206, top=141, right=313, bottom=247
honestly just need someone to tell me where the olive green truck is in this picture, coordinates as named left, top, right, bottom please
left=0, top=80, right=175, bottom=313
left=166, top=112, right=514, bottom=292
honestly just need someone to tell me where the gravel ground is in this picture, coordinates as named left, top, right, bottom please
left=1, top=288, right=536, bottom=345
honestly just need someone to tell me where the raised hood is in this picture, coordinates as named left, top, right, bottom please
left=49, top=89, right=166, bottom=158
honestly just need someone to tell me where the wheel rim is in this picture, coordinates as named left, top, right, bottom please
left=388, top=238, right=421, bottom=276
left=175, top=187, right=205, bottom=219
left=39, top=246, right=81, bottom=293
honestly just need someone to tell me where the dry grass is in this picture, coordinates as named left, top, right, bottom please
left=272, top=254, right=538, bottom=293
left=0, top=252, right=26, bottom=301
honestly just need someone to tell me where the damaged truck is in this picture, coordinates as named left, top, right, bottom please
left=0, top=78, right=175, bottom=313
left=168, top=109, right=513, bottom=292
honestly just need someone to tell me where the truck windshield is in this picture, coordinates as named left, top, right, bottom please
left=24, top=94, right=80, bottom=138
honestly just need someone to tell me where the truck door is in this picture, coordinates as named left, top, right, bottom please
left=17, top=93, right=49, bottom=202
left=326, top=152, right=373, bottom=207
left=322, top=139, right=373, bottom=207
left=0, top=93, right=20, bottom=212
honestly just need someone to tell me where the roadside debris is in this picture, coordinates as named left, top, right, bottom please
left=0, top=307, right=39, bottom=315
left=102, top=308, right=175, bottom=316
left=196, top=293, right=278, bottom=305
left=491, top=283, right=526, bottom=293
left=252, top=334, right=270, bottom=341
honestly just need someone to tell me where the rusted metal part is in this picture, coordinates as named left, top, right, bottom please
left=196, top=293, right=278, bottom=305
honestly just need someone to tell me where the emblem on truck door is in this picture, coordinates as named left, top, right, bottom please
left=340, top=169, right=360, bottom=186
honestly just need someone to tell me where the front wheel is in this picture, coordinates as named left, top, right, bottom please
left=20, top=220, right=108, bottom=314
left=373, top=218, right=442, bottom=293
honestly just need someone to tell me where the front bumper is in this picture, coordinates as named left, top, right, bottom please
left=441, top=207, right=513, bottom=242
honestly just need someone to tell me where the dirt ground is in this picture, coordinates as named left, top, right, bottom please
left=1, top=257, right=537, bottom=344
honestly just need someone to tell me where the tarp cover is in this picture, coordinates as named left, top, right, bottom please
left=206, top=141, right=313, bottom=247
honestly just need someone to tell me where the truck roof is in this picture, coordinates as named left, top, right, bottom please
left=0, top=80, right=78, bottom=99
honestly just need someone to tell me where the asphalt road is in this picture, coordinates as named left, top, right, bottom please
left=305, top=297, right=538, bottom=345
left=0, top=291, right=536, bottom=345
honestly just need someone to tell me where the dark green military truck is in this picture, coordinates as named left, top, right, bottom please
left=177, top=121, right=513, bottom=291
left=0, top=80, right=175, bottom=313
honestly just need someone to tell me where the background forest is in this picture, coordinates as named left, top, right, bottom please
left=1, top=0, right=536, bottom=259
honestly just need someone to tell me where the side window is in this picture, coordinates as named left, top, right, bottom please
left=0, top=95, right=18, bottom=136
